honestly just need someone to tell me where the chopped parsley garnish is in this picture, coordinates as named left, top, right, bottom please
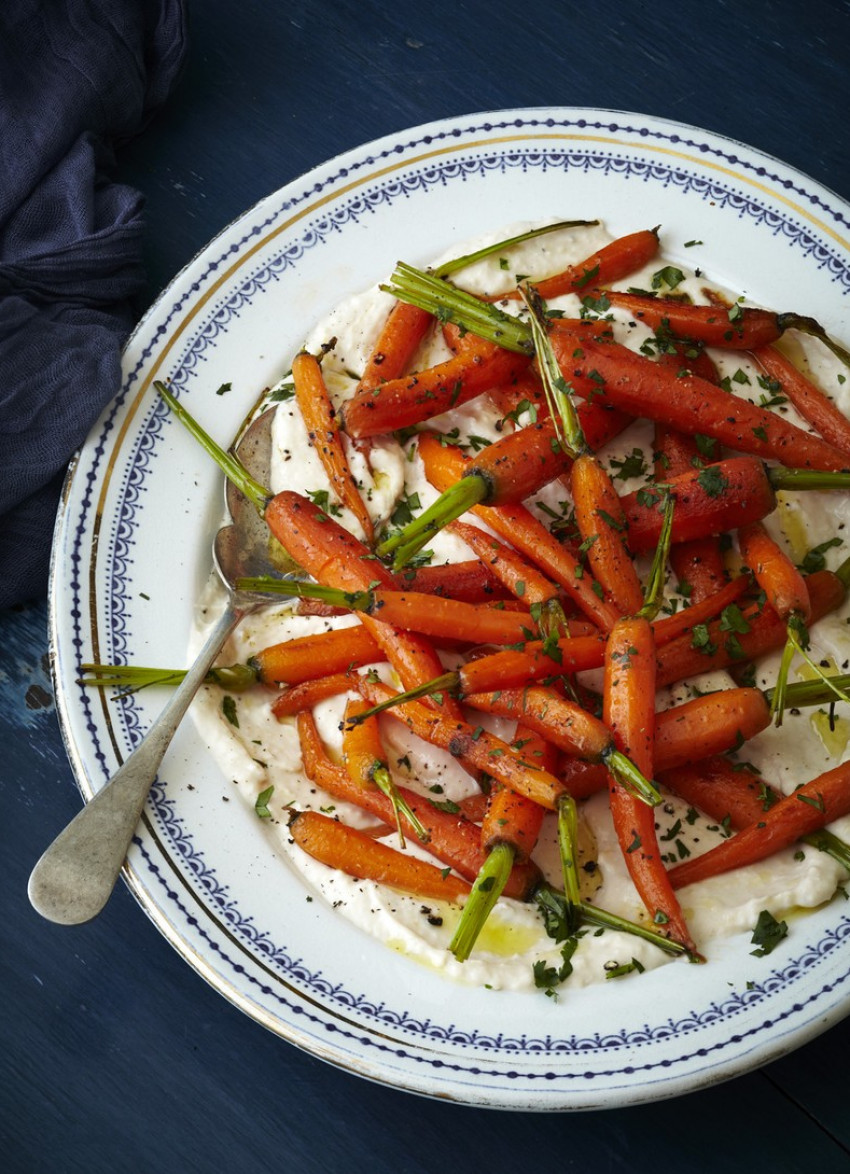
left=255, top=785, right=274, bottom=819
left=750, top=909, right=788, bottom=957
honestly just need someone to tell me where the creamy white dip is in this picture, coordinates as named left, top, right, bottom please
left=190, top=222, right=850, bottom=992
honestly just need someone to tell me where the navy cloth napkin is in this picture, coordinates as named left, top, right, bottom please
left=0, top=0, right=187, bottom=609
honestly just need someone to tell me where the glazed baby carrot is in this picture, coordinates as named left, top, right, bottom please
left=549, top=325, right=850, bottom=471
left=294, top=557, right=512, bottom=614
left=271, top=671, right=359, bottom=717
left=263, top=490, right=466, bottom=720
left=296, top=711, right=541, bottom=899
left=462, top=685, right=771, bottom=775
left=448, top=520, right=569, bottom=636
left=352, top=675, right=580, bottom=810
left=449, top=728, right=553, bottom=961
left=292, top=350, right=374, bottom=542
left=736, top=520, right=831, bottom=725
left=571, top=452, right=644, bottom=616
left=342, top=334, right=530, bottom=437
left=494, top=227, right=660, bottom=302
left=651, top=688, right=771, bottom=770
left=401, top=431, right=621, bottom=629
left=655, top=564, right=847, bottom=688
left=380, top=265, right=850, bottom=470
left=342, top=697, right=429, bottom=845
left=289, top=810, right=472, bottom=903
left=393, top=558, right=508, bottom=602
left=603, top=615, right=695, bottom=950
left=601, top=290, right=850, bottom=362
left=738, top=521, right=810, bottom=623
left=618, top=457, right=777, bottom=553
left=247, top=579, right=543, bottom=646
left=752, top=344, right=850, bottom=458
left=658, top=755, right=850, bottom=871
left=667, top=759, right=850, bottom=889
left=356, top=302, right=434, bottom=393
left=252, top=625, right=382, bottom=687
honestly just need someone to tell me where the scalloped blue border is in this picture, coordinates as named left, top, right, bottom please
left=67, top=116, right=850, bottom=1081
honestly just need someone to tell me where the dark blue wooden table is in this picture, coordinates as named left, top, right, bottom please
left=5, top=2, right=850, bottom=1169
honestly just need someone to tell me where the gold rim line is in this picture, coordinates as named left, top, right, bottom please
left=77, top=124, right=850, bottom=1019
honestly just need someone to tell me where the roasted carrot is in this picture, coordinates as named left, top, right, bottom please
left=292, top=350, right=374, bottom=543
left=263, top=490, right=466, bottom=720
left=603, top=615, right=695, bottom=949
left=493, top=228, right=660, bottom=302
left=249, top=577, right=543, bottom=646
left=668, top=759, right=850, bottom=889
left=738, top=521, right=810, bottom=623
left=619, top=457, right=777, bottom=553
left=654, top=418, right=728, bottom=603
left=295, top=558, right=514, bottom=615
left=296, top=711, right=541, bottom=899
left=753, top=344, right=850, bottom=458
left=549, top=324, right=850, bottom=471
left=658, top=755, right=850, bottom=871
left=463, top=685, right=771, bottom=775
left=271, top=671, right=359, bottom=717
left=409, top=431, right=621, bottom=630
left=737, top=520, right=821, bottom=725
left=393, top=558, right=508, bottom=602
left=342, top=335, right=530, bottom=437
left=449, top=520, right=570, bottom=636
left=482, top=730, right=555, bottom=861
left=655, top=565, right=847, bottom=688
left=571, top=453, right=644, bottom=616
left=356, top=302, right=434, bottom=393
left=251, top=624, right=382, bottom=687
left=449, top=728, right=553, bottom=961
left=342, top=697, right=428, bottom=844
left=601, top=291, right=800, bottom=350
left=652, top=688, right=771, bottom=769
left=353, top=675, right=578, bottom=811
left=289, top=809, right=471, bottom=902
left=450, top=520, right=558, bottom=605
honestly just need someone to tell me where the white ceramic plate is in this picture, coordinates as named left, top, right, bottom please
left=49, top=108, right=850, bottom=1110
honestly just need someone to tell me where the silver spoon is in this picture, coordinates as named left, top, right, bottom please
left=28, top=404, right=293, bottom=925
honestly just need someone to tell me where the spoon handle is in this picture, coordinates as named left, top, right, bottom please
left=28, top=603, right=242, bottom=925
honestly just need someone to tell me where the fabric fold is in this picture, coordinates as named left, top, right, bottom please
left=0, top=0, right=188, bottom=609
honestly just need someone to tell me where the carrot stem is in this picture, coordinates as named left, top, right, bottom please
left=532, top=886, right=690, bottom=957
left=780, top=313, right=850, bottom=369
left=638, top=492, right=675, bottom=620
left=557, top=795, right=582, bottom=934
left=433, top=219, right=599, bottom=279
left=519, top=283, right=586, bottom=457
left=448, top=841, right=514, bottom=962
left=381, top=262, right=532, bottom=354
left=154, top=381, right=271, bottom=514
left=372, top=765, right=429, bottom=846
left=77, top=662, right=259, bottom=692
left=378, top=476, right=488, bottom=562
left=604, top=748, right=663, bottom=808
left=768, top=468, right=850, bottom=491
